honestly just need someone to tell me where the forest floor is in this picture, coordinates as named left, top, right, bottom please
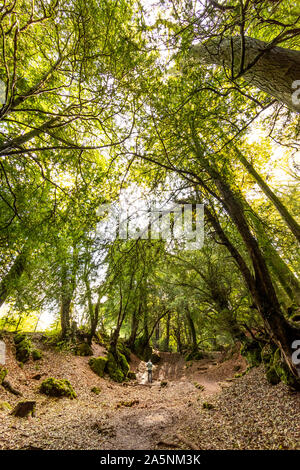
left=0, top=333, right=299, bottom=450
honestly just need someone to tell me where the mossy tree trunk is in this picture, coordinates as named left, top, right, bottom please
left=202, top=168, right=300, bottom=386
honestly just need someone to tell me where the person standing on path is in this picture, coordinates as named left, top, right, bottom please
left=146, top=359, right=153, bottom=383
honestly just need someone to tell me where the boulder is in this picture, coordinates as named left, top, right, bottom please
left=40, top=377, right=77, bottom=399
left=11, top=401, right=36, bottom=417
left=89, top=356, right=108, bottom=377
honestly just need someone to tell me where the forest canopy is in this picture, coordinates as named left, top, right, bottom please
left=0, top=0, right=299, bottom=390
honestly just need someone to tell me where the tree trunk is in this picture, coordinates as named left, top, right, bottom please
left=0, top=251, right=27, bottom=308
left=191, top=36, right=300, bottom=113
left=128, top=307, right=140, bottom=349
left=60, top=264, right=73, bottom=340
left=60, top=246, right=78, bottom=340
left=60, top=295, right=72, bottom=340
left=246, top=205, right=300, bottom=304
left=88, top=301, right=100, bottom=346
left=234, top=145, right=300, bottom=242
left=205, top=202, right=300, bottom=387
left=164, top=310, right=171, bottom=351
left=185, top=306, right=198, bottom=352
left=214, top=177, right=300, bottom=383
left=154, top=321, right=160, bottom=349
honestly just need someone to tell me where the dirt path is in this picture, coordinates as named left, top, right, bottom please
left=97, top=352, right=245, bottom=450
left=1, top=336, right=299, bottom=450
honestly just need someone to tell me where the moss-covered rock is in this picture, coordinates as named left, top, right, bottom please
left=0, top=401, right=12, bottom=412
left=89, top=356, right=108, bottom=377
left=76, top=342, right=93, bottom=356
left=118, top=352, right=129, bottom=375
left=16, top=337, right=31, bottom=363
left=40, top=377, right=77, bottom=399
left=106, top=352, right=125, bottom=383
left=32, top=349, right=42, bottom=361
left=0, top=367, right=8, bottom=385
left=240, top=339, right=262, bottom=367
left=117, top=341, right=131, bottom=363
left=261, top=343, right=276, bottom=365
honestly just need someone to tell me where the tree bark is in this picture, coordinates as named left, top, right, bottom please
left=213, top=177, right=300, bottom=383
left=191, top=36, right=300, bottom=113
left=164, top=310, right=171, bottom=351
left=190, top=128, right=300, bottom=384
left=60, top=265, right=73, bottom=340
left=127, top=308, right=140, bottom=349
left=185, top=305, right=198, bottom=352
left=0, top=251, right=27, bottom=308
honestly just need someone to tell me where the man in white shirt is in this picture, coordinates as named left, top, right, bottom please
left=146, top=359, right=153, bottom=383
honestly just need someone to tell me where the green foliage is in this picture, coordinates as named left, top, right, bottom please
left=91, top=387, right=101, bottom=395
left=14, top=333, right=27, bottom=345
left=40, top=378, right=77, bottom=399
left=0, top=0, right=299, bottom=389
